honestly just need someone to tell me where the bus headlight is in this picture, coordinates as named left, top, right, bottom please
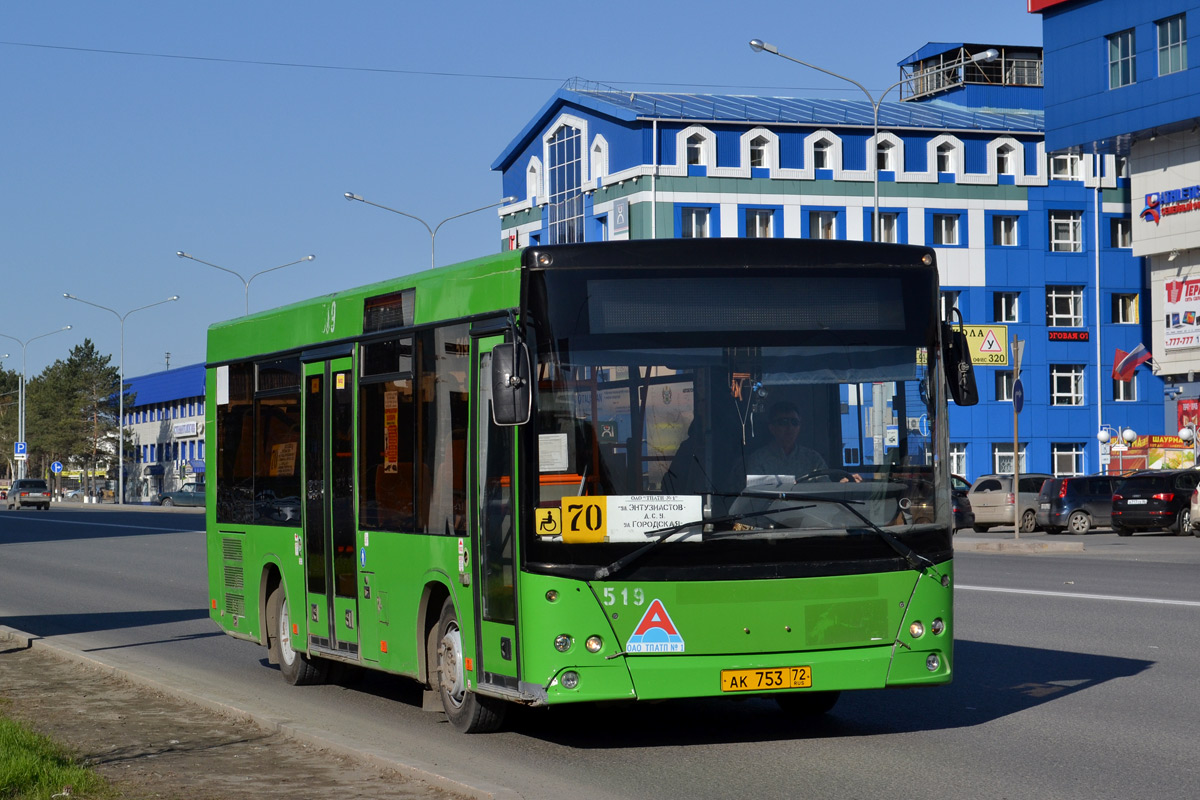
left=560, top=670, right=580, bottom=689
left=585, top=635, right=603, bottom=653
left=909, top=621, right=925, bottom=638
left=926, top=653, right=941, bottom=671
left=554, top=634, right=572, bottom=652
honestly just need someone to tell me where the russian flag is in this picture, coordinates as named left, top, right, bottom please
left=1113, top=344, right=1153, bottom=381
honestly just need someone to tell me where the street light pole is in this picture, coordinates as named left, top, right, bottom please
left=344, top=193, right=517, bottom=269
left=63, top=294, right=180, bottom=505
left=176, top=252, right=315, bottom=316
left=749, top=40, right=998, bottom=242
left=0, top=326, right=73, bottom=479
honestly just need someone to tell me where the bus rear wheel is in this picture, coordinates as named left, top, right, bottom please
left=435, top=598, right=505, bottom=733
left=267, top=585, right=327, bottom=686
left=776, top=690, right=840, bottom=716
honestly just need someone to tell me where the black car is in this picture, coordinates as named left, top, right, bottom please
left=1111, top=470, right=1199, bottom=536
left=1036, top=475, right=1117, bottom=534
left=952, top=474, right=974, bottom=532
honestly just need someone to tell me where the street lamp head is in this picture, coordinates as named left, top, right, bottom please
left=63, top=293, right=74, bottom=299
left=1180, top=426, right=1195, bottom=443
left=749, top=39, right=778, bottom=55
left=1097, top=430, right=1111, bottom=444
left=304, top=255, right=316, bottom=262
left=501, top=196, right=517, bottom=204
left=168, top=295, right=180, bottom=301
left=972, top=48, right=1000, bottom=63
left=176, top=251, right=189, bottom=259
left=1122, top=427, right=1137, bottom=443
left=344, top=192, right=363, bottom=202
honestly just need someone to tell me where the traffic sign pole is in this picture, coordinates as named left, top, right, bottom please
left=1012, top=334, right=1023, bottom=539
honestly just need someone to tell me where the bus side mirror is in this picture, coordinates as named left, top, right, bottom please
left=491, top=342, right=532, bottom=425
left=942, top=321, right=979, bottom=407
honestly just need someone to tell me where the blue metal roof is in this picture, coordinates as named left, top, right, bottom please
left=125, top=363, right=204, bottom=407
left=493, top=83, right=1043, bottom=170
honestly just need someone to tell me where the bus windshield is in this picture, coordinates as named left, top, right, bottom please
left=523, top=265, right=948, bottom=579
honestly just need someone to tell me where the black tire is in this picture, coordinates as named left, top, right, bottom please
left=776, top=690, right=841, bottom=716
left=1020, top=509, right=1037, bottom=533
left=1044, top=526, right=1062, bottom=535
left=435, top=598, right=504, bottom=733
left=161, top=498, right=174, bottom=507
left=1113, top=523, right=1132, bottom=537
left=1067, top=511, right=1091, bottom=535
left=1175, top=509, right=1191, bottom=536
left=973, top=524, right=992, bottom=532
left=266, top=584, right=327, bottom=686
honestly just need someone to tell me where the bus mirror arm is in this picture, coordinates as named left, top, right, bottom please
left=491, top=342, right=532, bottom=426
left=942, top=309, right=979, bottom=407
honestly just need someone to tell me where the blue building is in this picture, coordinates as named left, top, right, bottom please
left=1034, top=0, right=1200, bottom=447
left=493, top=43, right=1159, bottom=480
left=123, top=363, right=205, bottom=503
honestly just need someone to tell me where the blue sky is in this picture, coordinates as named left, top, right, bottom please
left=1, top=1, right=1043, bottom=377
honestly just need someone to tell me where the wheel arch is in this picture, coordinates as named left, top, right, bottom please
left=417, top=577, right=455, bottom=686
left=259, top=561, right=285, bottom=661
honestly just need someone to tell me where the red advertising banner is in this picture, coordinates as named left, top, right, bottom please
left=1028, top=0, right=1074, bottom=11
left=1179, top=398, right=1199, bottom=432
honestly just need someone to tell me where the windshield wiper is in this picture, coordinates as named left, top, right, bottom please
left=592, top=503, right=814, bottom=580
left=740, top=489, right=939, bottom=576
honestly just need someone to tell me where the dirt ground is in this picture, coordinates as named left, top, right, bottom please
left=0, top=635, right=458, bottom=800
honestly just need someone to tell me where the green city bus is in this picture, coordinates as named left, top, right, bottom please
left=205, top=238, right=977, bottom=732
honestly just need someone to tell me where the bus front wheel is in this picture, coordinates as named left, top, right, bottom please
left=435, top=598, right=505, bottom=733
left=267, top=585, right=327, bottom=686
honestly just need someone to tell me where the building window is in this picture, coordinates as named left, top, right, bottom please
left=940, top=291, right=960, bottom=321
left=1113, top=376, right=1137, bottom=402
left=936, top=143, right=955, bottom=173
left=1113, top=293, right=1139, bottom=324
left=1051, top=443, right=1086, bottom=477
left=933, top=213, right=959, bottom=245
left=1158, top=14, right=1187, bottom=76
left=1050, top=364, right=1086, bottom=406
left=1050, top=154, right=1082, bottom=180
left=877, top=141, right=895, bottom=171
left=997, top=144, right=1016, bottom=175
left=993, top=215, right=1019, bottom=246
left=1110, top=217, right=1132, bottom=248
left=809, top=210, right=837, bottom=239
left=996, top=369, right=1014, bottom=402
left=686, top=133, right=705, bottom=166
left=813, top=139, right=831, bottom=170
left=950, top=443, right=967, bottom=477
left=1047, top=286, right=1084, bottom=327
left=995, top=292, right=1019, bottom=323
left=746, top=208, right=773, bottom=238
left=749, top=136, right=769, bottom=168
left=547, top=124, right=583, bottom=244
left=1049, top=211, right=1082, bottom=252
left=871, top=211, right=900, bottom=243
left=992, top=443, right=1027, bottom=474
left=681, top=207, right=710, bottom=239
left=1108, top=28, right=1137, bottom=88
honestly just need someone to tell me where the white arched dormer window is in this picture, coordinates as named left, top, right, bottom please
left=997, top=144, right=1016, bottom=175
left=928, top=135, right=964, bottom=179
left=677, top=125, right=715, bottom=169
left=805, top=131, right=842, bottom=173
left=741, top=127, right=779, bottom=173
left=936, top=142, right=956, bottom=173
left=590, top=135, right=609, bottom=184
left=813, top=138, right=833, bottom=170
left=526, top=156, right=543, bottom=203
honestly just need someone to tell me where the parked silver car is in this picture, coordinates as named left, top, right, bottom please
left=6, top=478, right=51, bottom=510
left=968, top=473, right=1053, bottom=533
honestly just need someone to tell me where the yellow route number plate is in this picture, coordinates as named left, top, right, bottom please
left=720, top=666, right=812, bottom=692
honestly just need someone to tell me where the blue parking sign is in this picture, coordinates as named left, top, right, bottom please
left=14, top=441, right=26, bottom=457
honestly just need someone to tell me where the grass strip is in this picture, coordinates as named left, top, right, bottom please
left=0, top=711, right=113, bottom=799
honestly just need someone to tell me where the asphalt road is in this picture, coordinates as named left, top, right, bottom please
left=2, top=506, right=1199, bottom=799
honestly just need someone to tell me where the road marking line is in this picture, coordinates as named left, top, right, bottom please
left=8, top=517, right=202, bottom=533
left=959, top=584, right=1200, bottom=607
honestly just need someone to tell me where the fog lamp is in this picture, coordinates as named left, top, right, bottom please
left=554, top=634, right=572, bottom=652
left=909, top=621, right=925, bottom=638
left=560, top=670, right=580, bottom=689
left=585, top=635, right=603, bottom=653
left=926, top=653, right=941, bottom=672
left=930, top=618, right=946, bottom=636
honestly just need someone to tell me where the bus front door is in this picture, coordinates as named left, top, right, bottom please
left=302, top=357, right=360, bottom=659
left=471, top=337, right=519, bottom=694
